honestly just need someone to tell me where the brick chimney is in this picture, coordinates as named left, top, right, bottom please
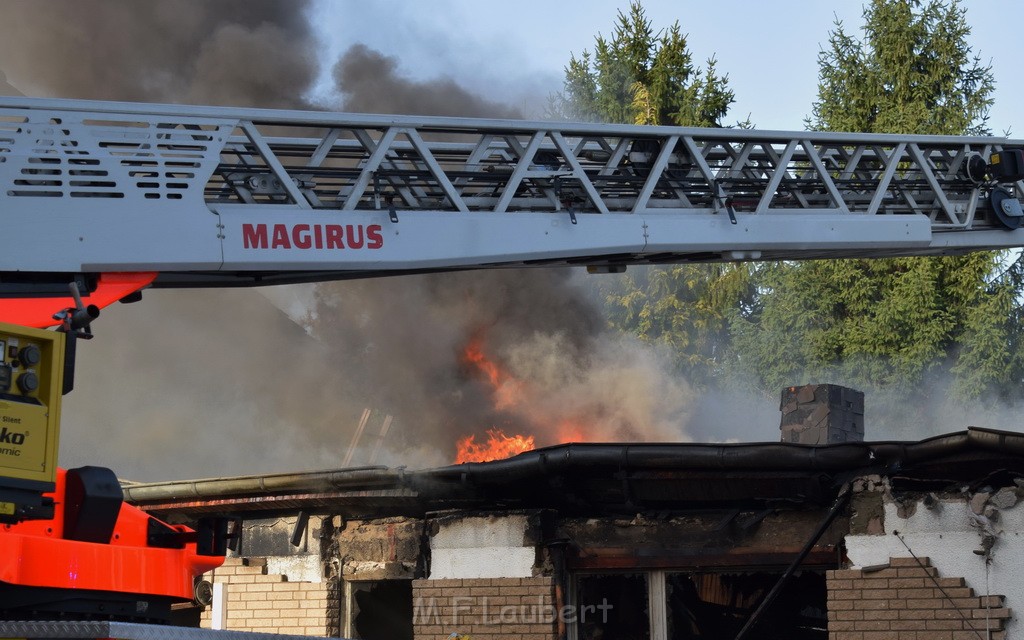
left=780, top=384, right=864, bottom=444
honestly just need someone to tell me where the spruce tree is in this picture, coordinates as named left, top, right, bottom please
left=732, top=0, right=1022, bottom=429
left=556, top=2, right=752, bottom=386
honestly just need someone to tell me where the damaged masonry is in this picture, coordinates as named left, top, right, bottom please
left=125, top=418, right=1024, bottom=640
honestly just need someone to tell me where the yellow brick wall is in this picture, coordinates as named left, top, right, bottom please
left=199, top=557, right=331, bottom=636
left=827, top=557, right=1010, bottom=640
left=412, top=577, right=557, bottom=640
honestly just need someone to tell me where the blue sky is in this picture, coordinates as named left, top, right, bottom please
left=314, top=0, right=1021, bottom=134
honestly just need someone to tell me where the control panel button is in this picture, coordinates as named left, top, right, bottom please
left=19, top=345, right=41, bottom=367
left=17, top=372, right=39, bottom=394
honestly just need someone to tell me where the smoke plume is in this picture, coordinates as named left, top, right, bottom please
left=0, top=0, right=330, bottom=480
left=0, top=69, right=22, bottom=96
left=0, top=1, right=752, bottom=480
left=304, top=45, right=705, bottom=459
left=306, top=268, right=698, bottom=456
left=332, top=44, right=521, bottom=118
left=0, top=0, right=316, bottom=108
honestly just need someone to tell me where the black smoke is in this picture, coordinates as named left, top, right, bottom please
left=0, top=2, right=699, bottom=480
left=0, top=0, right=315, bottom=108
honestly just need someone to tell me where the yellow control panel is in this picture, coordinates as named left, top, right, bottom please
left=0, top=322, right=64, bottom=487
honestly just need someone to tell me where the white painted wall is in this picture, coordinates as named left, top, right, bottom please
left=846, top=495, right=1023, bottom=636
left=429, top=515, right=536, bottom=579
left=266, top=554, right=323, bottom=583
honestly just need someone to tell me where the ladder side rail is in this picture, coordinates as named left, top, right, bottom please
left=203, top=127, right=1012, bottom=224
left=7, top=98, right=1024, bottom=283
left=907, top=143, right=962, bottom=227
left=204, top=118, right=1016, bottom=223
left=0, top=106, right=235, bottom=202
left=631, top=135, right=680, bottom=212
left=346, top=129, right=419, bottom=209
left=404, top=128, right=470, bottom=213
left=4, top=96, right=1019, bottom=148
left=758, top=142, right=813, bottom=210
left=802, top=139, right=849, bottom=212
left=549, top=131, right=610, bottom=214
left=865, top=143, right=908, bottom=216
left=756, top=140, right=799, bottom=213
left=493, top=131, right=547, bottom=213
left=341, top=128, right=400, bottom=210
left=679, top=136, right=722, bottom=214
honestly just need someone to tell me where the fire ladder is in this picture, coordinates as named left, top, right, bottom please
left=2, top=96, right=1024, bottom=291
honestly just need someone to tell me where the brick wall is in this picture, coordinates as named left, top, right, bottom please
left=199, top=557, right=332, bottom=636
left=827, top=557, right=1011, bottom=640
left=412, top=577, right=557, bottom=640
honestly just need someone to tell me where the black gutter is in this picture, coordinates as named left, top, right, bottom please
left=420, top=427, right=1024, bottom=485
left=123, top=427, right=1024, bottom=506
left=122, top=466, right=401, bottom=504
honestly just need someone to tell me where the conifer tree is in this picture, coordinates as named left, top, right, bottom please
left=732, top=0, right=1021, bottom=425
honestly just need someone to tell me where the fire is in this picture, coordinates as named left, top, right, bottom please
left=555, top=418, right=588, bottom=444
left=455, top=332, right=589, bottom=463
left=462, top=335, right=522, bottom=410
left=455, top=428, right=536, bottom=463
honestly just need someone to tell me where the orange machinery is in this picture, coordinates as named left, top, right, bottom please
left=0, top=282, right=226, bottom=622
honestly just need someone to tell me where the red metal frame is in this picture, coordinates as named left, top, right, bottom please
left=0, top=469, right=222, bottom=599
left=1, top=272, right=157, bottom=329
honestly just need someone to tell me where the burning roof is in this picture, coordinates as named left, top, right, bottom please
left=125, top=427, right=1024, bottom=520
left=453, top=329, right=662, bottom=463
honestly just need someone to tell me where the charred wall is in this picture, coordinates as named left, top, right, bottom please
left=334, top=517, right=423, bottom=581
left=561, top=509, right=846, bottom=570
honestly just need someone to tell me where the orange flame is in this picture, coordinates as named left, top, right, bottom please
left=462, top=335, right=522, bottom=410
left=455, top=333, right=589, bottom=463
left=555, top=418, right=588, bottom=444
left=455, top=429, right=536, bottom=463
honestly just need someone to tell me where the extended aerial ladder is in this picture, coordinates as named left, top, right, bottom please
left=0, top=96, right=1023, bottom=630
left=1, top=96, right=1024, bottom=324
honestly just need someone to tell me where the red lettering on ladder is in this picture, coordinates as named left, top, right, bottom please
left=239, top=224, right=385, bottom=250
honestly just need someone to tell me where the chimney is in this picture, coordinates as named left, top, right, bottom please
left=780, top=384, right=864, bottom=444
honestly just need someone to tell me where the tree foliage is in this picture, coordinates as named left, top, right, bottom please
left=808, top=0, right=994, bottom=135
left=735, top=0, right=1022, bottom=416
left=732, top=255, right=1024, bottom=403
left=604, top=263, right=756, bottom=383
left=556, top=2, right=735, bottom=127
left=556, top=2, right=750, bottom=386
left=563, top=1, right=1021, bottom=419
